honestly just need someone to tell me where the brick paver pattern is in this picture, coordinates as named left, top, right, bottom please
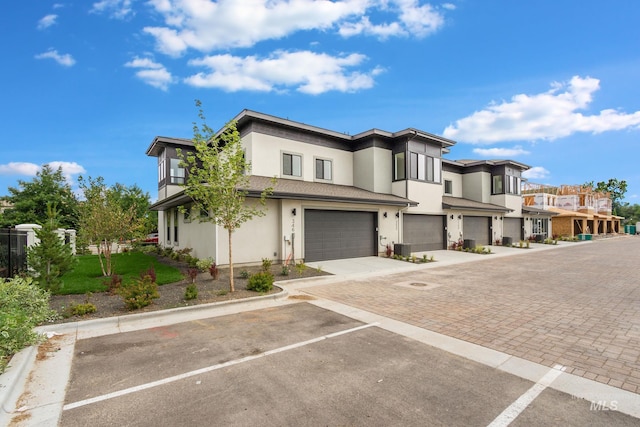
left=305, top=237, right=640, bottom=394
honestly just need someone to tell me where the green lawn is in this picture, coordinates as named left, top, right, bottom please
left=59, top=251, right=184, bottom=295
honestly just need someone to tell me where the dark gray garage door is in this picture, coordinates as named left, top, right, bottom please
left=304, top=210, right=376, bottom=262
left=463, top=216, right=491, bottom=246
left=403, top=214, right=445, bottom=251
left=503, top=217, right=523, bottom=241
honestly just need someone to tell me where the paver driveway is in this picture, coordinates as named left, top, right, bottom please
left=304, top=237, right=640, bottom=394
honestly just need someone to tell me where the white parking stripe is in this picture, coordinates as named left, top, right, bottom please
left=63, top=322, right=379, bottom=412
left=487, top=364, right=566, bottom=427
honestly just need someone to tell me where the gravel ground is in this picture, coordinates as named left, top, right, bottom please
left=49, top=259, right=329, bottom=324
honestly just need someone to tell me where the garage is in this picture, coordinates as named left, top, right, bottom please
left=463, top=216, right=491, bottom=246
left=403, top=214, right=446, bottom=251
left=503, top=217, right=523, bottom=241
left=304, top=210, right=377, bottom=262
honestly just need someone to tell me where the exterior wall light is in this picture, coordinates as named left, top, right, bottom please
left=383, top=212, right=388, bottom=218
left=292, top=208, right=297, bottom=216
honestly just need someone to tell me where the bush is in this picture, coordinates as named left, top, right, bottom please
left=209, top=262, right=219, bottom=280
left=118, top=275, right=159, bottom=310
left=261, top=258, right=273, bottom=273
left=295, top=261, right=307, bottom=277
left=184, top=284, right=198, bottom=300
left=64, top=302, right=97, bottom=317
left=246, top=272, right=274, bottom=293
left=240, top=270, right=250, bottom=279
left=196, top=257, right=214, bottom=272
left=0, top=277, right=59, bottom=373
left=140, top=266, right=157, bottom=283
left=103, top=274, right=122, bottom=295
left=280, top=265, right=290, bottom=276
left=186, top=268, right=198, bottom=284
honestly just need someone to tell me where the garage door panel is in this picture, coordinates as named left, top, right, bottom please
left=305, top=210, right=376, bottom=262
left=403, top=214, right=445, bottom=252
left=463, top=216, right=490, bottom=246
left=503, top=218, right=522, bottom=241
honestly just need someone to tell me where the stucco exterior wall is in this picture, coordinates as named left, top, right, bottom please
left=245, top=133, right=354, bottom=185
left=406, top=180, right=444, bottom=213
left=442, top=171, right=463, bottom=197
left=462, top=172, right=491, bottom=203
left=353, top=147, right=392, bottom=194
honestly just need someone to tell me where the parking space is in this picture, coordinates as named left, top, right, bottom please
left=58, top=302, right=637, bottom=426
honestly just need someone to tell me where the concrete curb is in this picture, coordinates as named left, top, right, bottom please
left=0, top=344, right=38, bottom=426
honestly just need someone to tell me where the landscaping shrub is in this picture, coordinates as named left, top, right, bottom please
left=246, top=272, right=274, bottom=293
left=280, top=265, right=290, bottom=276
left=186, top=268, right=198, bottom=284
left=184, top=284, right=198, bottom=300
left=63, top=302, right=97, bottom=317
left=103, top=274, right=122, bottom=295
left=118, top=275, right=159, bottom=310
left=261, top=258, right=273, bottom=273
left=196, top=257, right=214, bottom=272
left=209, top=262, right=219, bottom=280
left=0, top=277, right=58, bottom=374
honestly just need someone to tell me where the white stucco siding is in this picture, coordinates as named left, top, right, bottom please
left=462, top=172, right=491, bottom=203
left=442, top=171, right=463, bottom=197
left=245, top=133, right=353, bottom=185
left=406, top=181, right=444, bottom=213
left=216, top=199, right=281, bottom=265
left=178, top=217, right=217, bottom=261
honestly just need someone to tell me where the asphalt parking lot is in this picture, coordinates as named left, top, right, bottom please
left=3, top=237, right=640, bottom=426
left=60, top=303, right=637, bottom=426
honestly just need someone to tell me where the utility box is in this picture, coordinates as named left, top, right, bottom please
left=394, top=243, right=412, bottom=257
left=463, top=239, right=476, bottom=249
left=502, top=236, right=513, bottom=246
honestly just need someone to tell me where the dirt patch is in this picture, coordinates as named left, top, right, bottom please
left=36, top=335, right=64, bottom=361
left=49, top=260, right=329, bottom=323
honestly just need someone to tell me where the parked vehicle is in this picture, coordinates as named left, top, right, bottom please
left=143, top=233, right=158, bottom=244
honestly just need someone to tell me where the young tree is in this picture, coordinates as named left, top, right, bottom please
left=179, top=101, right=274, bottom=292
left=77, top=176, right=143, bottom=276
left=27, top=204, right=76, bottom=292
left=0, top=165, right=79, bottom=229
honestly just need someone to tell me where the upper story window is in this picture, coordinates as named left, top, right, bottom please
left=492, top=174, right=520, bottom=195
left=393, top=152, right=406, bottom=180
left=315, top=158, right=332, bottom=181
left=444, top=180, right=453, bottom=195
left=282, top=152, right=302, bottom=178
left=409, top=152, right=441, bottom=183
left=170, top=158, right=185, bottom=184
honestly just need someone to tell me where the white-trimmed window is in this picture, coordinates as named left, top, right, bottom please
left=170, top=158, right=185, bottom=184
left=282, top=152, right=302, bottom=177
left=315, top=158, right=332, bottom=181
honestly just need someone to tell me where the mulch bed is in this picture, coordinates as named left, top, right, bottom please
left=49, top=258, right=330, bottom=324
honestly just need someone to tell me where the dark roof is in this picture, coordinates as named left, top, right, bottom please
left=441, top=196, right=512, bottom=213
left=146, top=136, right=194, bottom=157
left=150, top=175, right=417, bottom=211
left=444, top=159, right=531, bottom=170
left=522, top=206, right=559, bottom=216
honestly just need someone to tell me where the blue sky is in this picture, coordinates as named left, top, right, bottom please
left=2, top=1, right=639, bottom=204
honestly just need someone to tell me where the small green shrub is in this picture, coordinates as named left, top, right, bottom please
left=295, top=261, right=307, bottom=276
left=247, top=272, right=274, bottom=293
left=280, top=265, right=290, bottom=276
left=196, top=257, right=214, bottom=272
left=217, top=289, right=228, bottom=296
left=119, top=275, right=159, bottom=310
left=70, top=302, right=97, bottom=316
left=0, top=277, right=58, bottom=374
left=184, top=284, right=198, bottom=300
left=261, top=258, right=273, bottom=273
left=240, top=270, right=250, bottom=279
left=137, top=244, right=158, bottom=254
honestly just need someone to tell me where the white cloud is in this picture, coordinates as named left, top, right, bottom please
left=91, top=0, right=134, bottom=19
left=442, top=3, right=456, bottom=10
left=443, top=76, right=640, bottom=144
left=472, top=146, right=530, bottom=157
left=0, top=162, right=41, bottom=176
left=37, top=14, right=58, bottom=30
left=34, top=49, right=76, bottom=67
left=522, top=166, right=550, bottom=180
left=124, top=57, right=174, bottom=90
left=185, top=50, right=383, bottom=94
left=144, top=0, right=449, bottom=56
left=0, top=162, right=86, bottom=184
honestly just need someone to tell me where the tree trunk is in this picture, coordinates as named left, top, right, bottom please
left=228, top=228, right=235, bottom=292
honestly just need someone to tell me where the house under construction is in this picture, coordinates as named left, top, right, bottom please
left=522, top=183, right=622, bottom=237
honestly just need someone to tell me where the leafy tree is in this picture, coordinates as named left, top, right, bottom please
left=0, top=165, right=79, bottom=229
left=585, top=178, right=628, bottom=215
left=617, top=203, right=640, bottom=225
left=179, top=101, right=274, bottom=292
left=109, top=183, right=156, bottom=234
left=27, top=204, right=76, bottom=292
left=77, top=176, right=143, bottom=276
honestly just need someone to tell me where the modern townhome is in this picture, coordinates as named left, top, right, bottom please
left=146, top=110, right=553, bottom=265
left=522, top=183, right=621, bottom=238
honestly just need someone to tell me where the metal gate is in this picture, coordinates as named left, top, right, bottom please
left=0, top=228, right=28, bottom=278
